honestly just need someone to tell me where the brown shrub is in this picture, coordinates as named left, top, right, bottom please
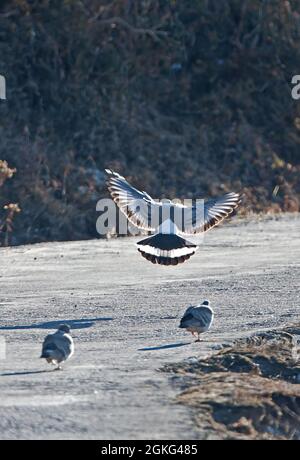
left=0, top=1, right=299, bottom=244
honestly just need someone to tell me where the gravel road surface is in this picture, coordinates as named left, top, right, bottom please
left=0, top=214, right=299, bottom=439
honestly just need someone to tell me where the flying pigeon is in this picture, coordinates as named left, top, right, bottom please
left=179, top=300, right=214, bottom=342
left=40, top=324, right=74, bottom=370
left=105, top=169, right=241, bottom=265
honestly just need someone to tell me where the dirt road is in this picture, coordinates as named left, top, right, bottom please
left=0, top=214, right=299, bottom=439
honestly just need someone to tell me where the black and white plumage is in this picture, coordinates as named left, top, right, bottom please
left=105, top=169, right=241, bottom=266
left=40, top=324, right=74, bottom=370
left=179, top=300, right=214, bottom=341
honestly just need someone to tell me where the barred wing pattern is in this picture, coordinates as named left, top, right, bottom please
left=181, top=192, right=241, bottom=235
left=106, top=169, right=241, bottom=234
left=105, top=169, right=161, bottom=232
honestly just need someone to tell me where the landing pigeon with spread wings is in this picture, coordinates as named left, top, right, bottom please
left=106, top=169, right=241, bottom=266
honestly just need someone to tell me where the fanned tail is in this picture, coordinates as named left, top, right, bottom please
left=136, top=233, right=198, bottom=266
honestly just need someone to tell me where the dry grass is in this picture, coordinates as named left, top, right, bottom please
left=164, top=325, right=300, bottom=440
left=0, top=160, right=20, bottom=245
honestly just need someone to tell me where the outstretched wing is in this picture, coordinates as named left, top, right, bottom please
left=106, top=169, right=161, bottom=231
left=180, top=192, right=241, bottom=235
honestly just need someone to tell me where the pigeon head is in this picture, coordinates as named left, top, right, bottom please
left=202, top=300, right=210, bottom=306
left=58, top=324, right=71, bottom=334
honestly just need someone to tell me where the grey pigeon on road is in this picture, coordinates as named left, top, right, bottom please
left=179, top=300, right=214, bottom=342
left=40, top=324, right=74, bottom=370
left=106, top=169, right=241, bottom=266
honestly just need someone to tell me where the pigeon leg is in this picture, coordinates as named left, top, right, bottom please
left=195, top=333, right=202, bottom=343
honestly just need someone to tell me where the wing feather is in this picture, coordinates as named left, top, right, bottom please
left=106, top=170, right=241, bottom=234
left=106, top=169, right=161, bottom=231
left=42, top=332, right=73, bottom=360
left=181, top=192, right=241, bottom=235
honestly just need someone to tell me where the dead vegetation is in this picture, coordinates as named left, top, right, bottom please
left=0, top=1, right=300, bottom=245
left=0, top=160, right=20, bottom=246
left=164, top=325, right=300, bottom=440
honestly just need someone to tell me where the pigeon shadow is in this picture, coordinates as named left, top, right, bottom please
left=138, top=342, right=191, bottom=351
left=0, top=317, right=113, bottom=331
left=0, top=370, right=50, bottom=377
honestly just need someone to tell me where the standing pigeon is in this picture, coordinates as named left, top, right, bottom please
left=179, top=300, right=214, bottom=342
left=105, top=169, right=241, bottom=265
left=40, top=324, right=74, bottom=370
